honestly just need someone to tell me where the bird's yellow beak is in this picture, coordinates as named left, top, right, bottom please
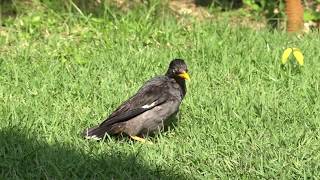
left=178, top=71, right=190, bottom=80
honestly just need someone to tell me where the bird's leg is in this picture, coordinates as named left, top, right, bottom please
left=130, top=136, right=145, bottom=142
left=130, top=136, right=153, bottom=144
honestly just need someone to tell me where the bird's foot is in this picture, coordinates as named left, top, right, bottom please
left=130, top=136, right=153, bottom=144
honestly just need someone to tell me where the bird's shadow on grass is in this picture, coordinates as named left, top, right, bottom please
left=0, top=127, right=186, bottom=179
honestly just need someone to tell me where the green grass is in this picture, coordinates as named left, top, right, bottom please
left=1, top=1, right=320, bottom=179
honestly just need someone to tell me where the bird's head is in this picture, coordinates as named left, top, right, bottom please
left=166, top=59, right=190, bottom=80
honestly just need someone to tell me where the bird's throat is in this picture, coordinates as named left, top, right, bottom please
left=174, top=77, right=187, bottom=97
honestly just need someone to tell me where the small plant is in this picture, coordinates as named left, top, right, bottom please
left=281, top=47, right=304, bottom=65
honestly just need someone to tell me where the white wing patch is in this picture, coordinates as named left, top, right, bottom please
left=142, top=101, right=156, bottom=109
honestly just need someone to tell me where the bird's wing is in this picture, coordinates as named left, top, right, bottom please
left=98, top=77, right=171, bottom=127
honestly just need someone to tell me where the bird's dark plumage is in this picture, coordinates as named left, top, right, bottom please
left=83, top=59, right=190, bottom=140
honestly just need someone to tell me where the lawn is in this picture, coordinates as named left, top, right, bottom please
left=1, top=1, right=320, bottom=179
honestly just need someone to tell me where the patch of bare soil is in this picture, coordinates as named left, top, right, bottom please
left=168, top=0, right=266, bottom=30
left=169, top=0, right=212, bottom=20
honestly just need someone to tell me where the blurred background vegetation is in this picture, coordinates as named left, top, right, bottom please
left=0, top=0, right=319, bottom=31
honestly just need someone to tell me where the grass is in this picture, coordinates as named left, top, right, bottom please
left=1, top=1, right=320, bottom=179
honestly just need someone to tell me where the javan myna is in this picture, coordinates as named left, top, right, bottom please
left=83, top=59, right=190, bottom=142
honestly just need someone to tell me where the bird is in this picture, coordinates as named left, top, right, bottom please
left=82, top=59, right=190, bottom=142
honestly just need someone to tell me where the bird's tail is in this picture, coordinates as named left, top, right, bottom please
left=82, top=126, right=106, bottom=140
left=82, top=123, right=125, bottom=140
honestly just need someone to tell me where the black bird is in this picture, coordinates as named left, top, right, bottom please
left=83, top=59, right=190, bottom=142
